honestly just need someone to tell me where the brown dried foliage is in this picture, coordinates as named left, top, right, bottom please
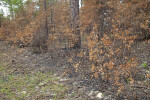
left=0, top=0, right=150, bottom=93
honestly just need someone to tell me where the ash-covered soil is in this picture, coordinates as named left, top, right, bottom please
left=0, top=41, right=150, bottom=100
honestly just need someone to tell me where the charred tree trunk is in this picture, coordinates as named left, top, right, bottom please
left=49, top=0, right=55, bottom=34
left=0, top=16, right=1, bottom=28
left=70, top=0, right=81, bottom=49
left=44, top=0, right=48, bottom=35
left=43, top=0, right=48, bottom=50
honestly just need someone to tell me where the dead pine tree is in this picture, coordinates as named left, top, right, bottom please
left=0, top=16, right=1, bottom=28
left=70, top=0, right=81, bottom=49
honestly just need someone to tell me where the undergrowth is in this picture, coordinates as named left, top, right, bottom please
left=0, top=63, right=67, bottom=100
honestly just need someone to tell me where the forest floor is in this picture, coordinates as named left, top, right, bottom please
left=0, top=41, right=150, bottom=100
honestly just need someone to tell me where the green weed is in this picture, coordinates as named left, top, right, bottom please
left=0, top=63, right=67, bottom=99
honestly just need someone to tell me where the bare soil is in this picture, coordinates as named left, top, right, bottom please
left=0, top=41, right=150, bottom=100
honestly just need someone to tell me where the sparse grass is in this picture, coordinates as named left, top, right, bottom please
left=142, top=62, right=148, bottom=69
left=0, top=63, right=67, bottom=100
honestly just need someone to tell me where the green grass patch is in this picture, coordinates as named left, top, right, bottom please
left=142, top=62, right=148, bottom=69
left=0, top=63, right=67, bottom=100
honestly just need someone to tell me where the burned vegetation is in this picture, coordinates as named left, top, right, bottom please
left=0, top=0, right=150, bottom=99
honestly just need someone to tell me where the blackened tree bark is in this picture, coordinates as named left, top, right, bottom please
left=70, top=0, right=81, bottom=49
left=0, top=16, right=1, bottom=28
left=49, top=0, right=55, bottom=34
left=44, top=0, right=48, bottom=35
left=43, top=0, right=48, bottom=50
